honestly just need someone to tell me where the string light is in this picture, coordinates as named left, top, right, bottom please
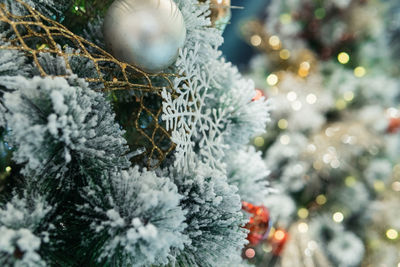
left=250, top=35, right=262, bottom=47
left=262, top=243, right=272, bottom=253
left=245, top=248, right=256, bottom=258
left=269, top=36, right=280, bottom=46
left=269, top=35, right=281, bottom=50
left=298, top=69, right=309, bottom=78
left=266, top=74, right=279, bottom=86
left=335, top=99, right=347, bottom=110
left=330, top=159, right=340, bottom=169
left=5, top=166, right=11, bottom=173
left=291, top=101, right=302, bottom=111
left=308, top=241, right=318, bottom=251
left=333, top=212, right=344, bottom=223
left=278, top=119, right=288, bottom=129
left=374, top=181, right=385, bottom=192
left=304, top=248, right=313, bottom=257
left=345, top=176, right=356, bottom=187
left=280, top=135, right=290, bottom=145
left=386, top=229, right=398, bottom=240
left=279, top=13, right=292, bottom=24
left=323, top=153, right=333, bottom=164
left=298, top=222, right=309, bottom=233
left=325, top=127, right=336, bottom=137
left=343, top=91, right=354, bottom=102
left=306, top=94, right=317, bottom=104
left=354, top=66, right=366, bottom=77
left=279, top=49, right=291, bottom=60
left=274, top=230, right=286, bottom=241
left=298, top=208, right=309, bottom=219
left=254, top=136, right=265, bottom=147
left=392, top=181, right=400, bottom=192
left=316, top=194, right=327, bottom=205
left=298, top=61, right=311, bottom=77
left=307, top=144, right=316, bottom=152
left=300, top=62, right=310, bottom=71
left=338, top=52, right=350, bottom=64
left=341, top=134, right=354, bottom=145
left=287, top=91, right=297, bottom=101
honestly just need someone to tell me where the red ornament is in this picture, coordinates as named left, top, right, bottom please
left=387, top=117, right=400, bottom=133
left=242, top=201, right=272, bottom=245
left=252, top=89, right=266, bottom=102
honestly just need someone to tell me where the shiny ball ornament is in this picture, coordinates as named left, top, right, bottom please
left=103, top=0, right=186, bottom=73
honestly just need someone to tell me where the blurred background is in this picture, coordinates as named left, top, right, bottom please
left=216, top=0, right=400, bottom=266
left=222, top=0, right=266, bottom=67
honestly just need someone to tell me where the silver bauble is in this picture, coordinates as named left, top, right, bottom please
left=103, top=0, right=186, bottom=73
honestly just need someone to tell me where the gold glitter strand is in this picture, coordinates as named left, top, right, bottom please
left=0, top=0, right=183, bottom=168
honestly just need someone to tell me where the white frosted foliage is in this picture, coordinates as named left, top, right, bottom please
left=327, top=232, right=365, bottom=267
left=0, top=40, right=29, bottom=77
left=0, top=194, right=51, bottom=267
left=324, top=63, right=399, bottom=108
left=226, top=146, right=271, bottom=204
left=265, top=133, right=308, bottom=173
left=269, top=73, right=334, bottom=133
left=170, top=164, right=248, bottom=267
left=0, top=39, right=30, bottom=127
left=365, top=159, right=393, bottom=187
left=263, top=192, right=296, bottom=227
left=78, top=166, right=186, bottom=266
left=0, top=0, right=68, bottom=18
left=310, top=215, right=344, bottom=244
left=2, top=75, right=130, bottom=185
left=264, top=133, right=310, bottom=192
left=336, top=182, right=370, bottom=215
left=0, top=227, right=45, bottom=267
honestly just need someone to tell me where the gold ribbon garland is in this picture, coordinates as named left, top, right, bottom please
left=0, top=0, right=181, bottom=168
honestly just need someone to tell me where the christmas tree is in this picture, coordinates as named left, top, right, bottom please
left=0, top=0, right=271, bottom=266
left=240, top=0, right=400, bottom=266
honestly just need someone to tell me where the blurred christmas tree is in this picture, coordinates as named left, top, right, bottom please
left=240, top=0, right=400, bottom=266
left=0, top=0, right=271, bottom=266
